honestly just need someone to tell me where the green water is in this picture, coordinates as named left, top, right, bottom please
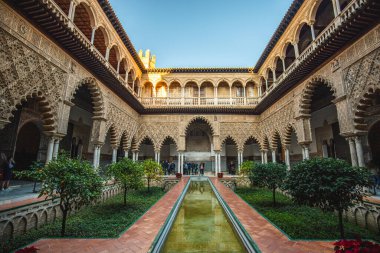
left=161, top=180, right=246, bottom=253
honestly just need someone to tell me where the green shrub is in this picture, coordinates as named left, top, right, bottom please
left=249, top=162, right=287, bottom=205
left=39, top=154, right=103, bottom=236
left=142, top=159, right=164, bottom=192
left=284, top=157, right=371, bottom=239
left=107, top=158, right=144, bottom=205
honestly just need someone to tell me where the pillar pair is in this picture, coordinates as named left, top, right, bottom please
left=46, top=136, right=62, bottom=164
left=154, top=151, right=160, bottom=163
left=347, top=136, right=365, bottom=167
left=261, top=150, right=268, bottom=164
left=92, top=144, right=103, bottom=168
left=178, top=152, right=185, bottom=174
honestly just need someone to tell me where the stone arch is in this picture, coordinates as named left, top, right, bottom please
left=2, top=221, right=14, bottom=241
left=73, top=1, right=96, bottom=40
left=40, top=211, right=48, bottom=226
left=159, top=136, right=178, bottom=151
left=18, top=217, right=27, bottom=234
left=30, top=213, right=38, bottom=229
left=243, top=135, right=260, bottom=146
left=184, top=116, right=215, bottom=136
left=353, top=86, right=380, bottom=132
left=299, top=76, right=337, bottom=117
left=221, top=135, right=238, bottom=147
left=270, top=130, right=283, bottom=150
left=310, top=0, right=335, bottom=37
left=8, top=93, right=57, bottom=134
left=200, top=79, right=215, bottom=87
left=93, top=25, right=110, bottom=57
left=108, top=44, right=121, bottom=70
left=283, top=124, right=298, bottom=146
left=261, top=135, right=270, bottom=151
left=105, top=124, right=119, bottom=147
left=137, top=135, right=156, bottom=151
left=296, top=22, right=313, bottom=54
left=120, top=130, right=130, bottom=150
left=69, top=77, right=105, bottom=118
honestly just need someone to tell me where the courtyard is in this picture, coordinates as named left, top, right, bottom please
left=1, top=0, right=380, bottom=252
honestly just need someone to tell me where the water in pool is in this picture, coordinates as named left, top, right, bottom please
left=161, top=179, right=246, bottom=253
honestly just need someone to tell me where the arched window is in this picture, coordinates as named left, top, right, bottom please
left=267, top=69, right=274, bottom=88
left=73, top=3, right=94, bottom=41
left=232, top=81, right=244, bottom=97
left=200, top=82, right=214, bottom=98
left=260, top=77, right=266, bottom=93
left=297, top=23, right=313, bottom=54
left=284, top=43, right=296, bottom=69
left=156, top=82, right=168, bottom=97
left=142, top=82, right=153, bottom=97
left=93, top=26, right=108, bottom=57
left=108, top=45, right=119, bottom=70
left=274, top=57, right=284, bottom=78
left=314, top=0, right=335, bottom=37
left=169, top=82, right=181, bottom=97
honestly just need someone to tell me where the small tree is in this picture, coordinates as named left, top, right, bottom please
left=107, top=158, right=144, bottom=205
left=39, top=154, right=103, bottom=236
left=249, top=162, right=287, bottom=205
left=142, top=159, right=164, bottom=192
left=284, top=157, right=371, bottom=238
left=239, top=161, right=255, bottom=187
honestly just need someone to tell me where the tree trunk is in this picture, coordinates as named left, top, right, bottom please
left=124, top=185, right=127, bottom=206
left=61, top=209, right=68, bottom=236
left=272, top=188, right=276, bottom=206
left=338, top=209, right=345, bottom=239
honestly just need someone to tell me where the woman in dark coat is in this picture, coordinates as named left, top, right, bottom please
left=0, top=153, right=7, bottom=191
left=1, top=155, right=15, bottom=191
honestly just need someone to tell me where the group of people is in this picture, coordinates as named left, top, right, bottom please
left=184, top=162, right=205, bottom=176
left=0, top=153, right=15, bottom=192
left=161, top=160, right=176, bottom=175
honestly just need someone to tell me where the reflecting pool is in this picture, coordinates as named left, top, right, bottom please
left=161, top=179, right=246, bottom=253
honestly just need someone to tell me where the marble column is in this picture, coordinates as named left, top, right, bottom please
left=354, top=136, right=365, bottom=167
left=285, top=147, right=290, bottom=169
left=272, top=149, right=276, bottom=163
left=45, top=137, right=55, bottom=164
left=53, top=138, right=60, bottom=159
left=303, top=145, right=310, bottom=160
left=112, top=148, right=117, bottom=163
left=347, top=137, right=358, bottom=167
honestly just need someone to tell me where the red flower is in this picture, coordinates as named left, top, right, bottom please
left=15, top=246, right=39, bottom=253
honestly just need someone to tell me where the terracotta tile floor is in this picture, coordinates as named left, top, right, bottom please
left=31, top=178, right=189, bottom=253
left=210, top=178, right=333, bottom=253
left=25, top=177, right=334, bottom=253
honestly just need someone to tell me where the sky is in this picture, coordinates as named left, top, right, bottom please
left=108, top=0, right=294, bottom=68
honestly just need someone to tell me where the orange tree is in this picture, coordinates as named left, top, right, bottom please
left=249, top=162, right=287, bottom=206
left=284, top=157, right=371, bottom=239
left=142, top=159, right=163, bottom=192
left=107, top=158, right=144, bottom=205
left=39, top=154, right=103, bottom=236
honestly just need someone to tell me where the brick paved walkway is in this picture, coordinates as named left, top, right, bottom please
left=22, top=177, right=335, bottom=253
left=210, top=178, right=333, bottom=253
left=31, top=178, right=189, bottom=253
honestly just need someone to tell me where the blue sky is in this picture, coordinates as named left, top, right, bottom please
left=108, top=0, right=294, bottom=68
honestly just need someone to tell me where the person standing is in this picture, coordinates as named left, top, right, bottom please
left=2, top=156, right=15, bottom=191
left=200, top=162, right=205, bottom=176
left=0, top=153, right=7, bottom=191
